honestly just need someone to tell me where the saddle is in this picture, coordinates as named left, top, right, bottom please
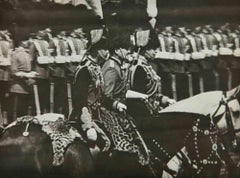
left=7, top=114, right=86, bottom=166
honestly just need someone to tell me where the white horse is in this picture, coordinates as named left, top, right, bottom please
left=159, top=85, right=240, bottom=178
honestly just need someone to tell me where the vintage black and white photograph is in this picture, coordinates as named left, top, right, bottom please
left=0, top=0, right=240, bottom=178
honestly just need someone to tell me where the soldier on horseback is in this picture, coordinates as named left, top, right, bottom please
left=127, top=29, right=176, bottom=117
left=69, top=28, right=150, bottom=167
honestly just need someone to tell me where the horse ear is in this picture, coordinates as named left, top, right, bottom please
left=227, top=85, right=240, bottom=102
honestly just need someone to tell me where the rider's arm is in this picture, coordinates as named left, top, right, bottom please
left=102, top=66, right=118, bottom=99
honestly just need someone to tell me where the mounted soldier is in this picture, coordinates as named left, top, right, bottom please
left=68, top=28, right=149, bottom=167
left=127, top=29, right=175, bottom=117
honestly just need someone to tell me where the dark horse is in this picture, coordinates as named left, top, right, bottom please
left=0, top=114, right=94, bottom=178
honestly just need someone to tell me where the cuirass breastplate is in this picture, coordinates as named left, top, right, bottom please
left=129, top=58, right=161, bottom=97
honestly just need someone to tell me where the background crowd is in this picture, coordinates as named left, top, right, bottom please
left=0, top=0, right=240, bottom=127
left=0, top=23, right=240, bottom=126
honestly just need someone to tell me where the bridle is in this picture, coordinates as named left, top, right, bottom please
left=211, top=89, right=240, bottom=149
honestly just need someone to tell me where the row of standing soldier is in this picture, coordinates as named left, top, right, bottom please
left=0, top=28, right=88, bottom=125
left=156, top=24, right=240, bottom=101
left=1, top=24, right=240, bottom=125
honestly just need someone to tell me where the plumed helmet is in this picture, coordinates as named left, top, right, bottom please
left=88, top=28, right=108, bottom=50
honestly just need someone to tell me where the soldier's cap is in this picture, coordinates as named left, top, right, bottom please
left=0, top=31, right=10, bottom=40
left=20, top=40, right=30, bottom=48
left=43, top=28, right=52, bottom=33
left=205, top=24, right=212, bottom=29
left=2, top=30, right=10, bottom=36
left=0, top=31, right=4, bottom=38
left=178, top=26, right=186, bottom=33
left=164, top=26, right=174, bottom=33
left=235, top=29, right=239, bottom=33
left=70, top=31, right=77, bottom=38
left=74, top=28, right=86, bottom=36
left=194, top=26, right=202, bottom=32
left=58, top=31, right=67, bottom=37
left=186, top=28, right=192, bottom=33
left=36, top=30, right=45, bottom=38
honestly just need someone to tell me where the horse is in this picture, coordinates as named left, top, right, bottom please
left=124, top=85, right=240, bottom=178
left=0, top=113, right=94, bottom=178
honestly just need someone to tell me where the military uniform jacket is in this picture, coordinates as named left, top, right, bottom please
left=128, top=56, right=169, bottom=113
left=0, top=39, right=13, bottom=81
left=70, top=55, right=114, bottom=120
left=29, top=39, right=50, bottom=79
left=10, top=47, right=32, bottom=94
left=102, top=56, right=127, bottom=102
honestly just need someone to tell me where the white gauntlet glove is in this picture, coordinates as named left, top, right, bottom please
left=113, top=101, right=127, bottom=112
left=117, top=102, right=127, bottom=112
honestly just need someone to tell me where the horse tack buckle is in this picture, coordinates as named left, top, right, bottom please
left=23, top=123, right=30, bottom=137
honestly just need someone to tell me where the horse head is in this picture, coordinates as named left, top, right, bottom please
left=213, top=85, right=240, bottom=152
